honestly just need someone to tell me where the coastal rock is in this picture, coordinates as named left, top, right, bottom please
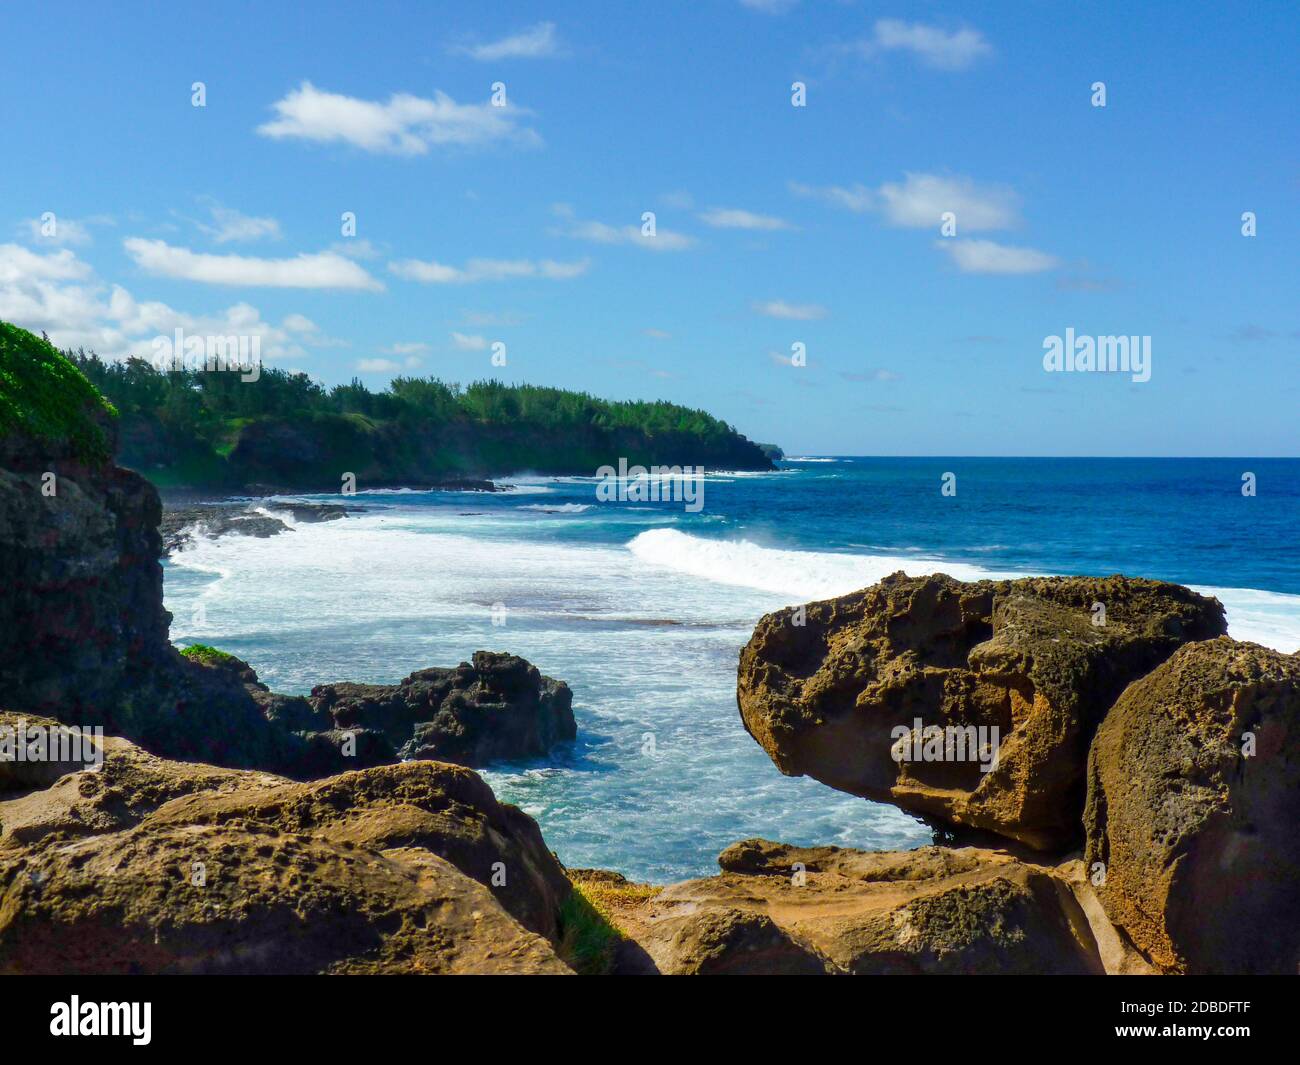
left=310, top=651, right=577, bottom=767
left=737, top=572, right=1226, bottom=850
left=1084, top=637, right=1300, bottom=974
left=0, top=715, right=573, bottom=973
left=642, top=907, right=833, bottom=975
left=159, top=499, right=358, bottom=556
left=616, top=839, right=1105, bottom=975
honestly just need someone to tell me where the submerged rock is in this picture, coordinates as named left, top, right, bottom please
left=0, top=713, right=573, bottom=974
left=737, top=572, right=1225, bottom=850
left=1085, top=637, right=1300, bottom=974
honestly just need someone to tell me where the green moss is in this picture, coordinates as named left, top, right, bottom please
left=0, top=319, right=116, bottom=461
left=179, top=643, right=239, bottom=667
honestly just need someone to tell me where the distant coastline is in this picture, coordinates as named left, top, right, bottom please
left=64, top=343, right=775, bottom=494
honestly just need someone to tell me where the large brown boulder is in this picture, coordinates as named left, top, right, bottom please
left=0, top=713, right=573, bottom=974
left=738, top=572, right=1225, bottom=850
left=616, top=839, right=1106, bottom=975
left=1084, top=637, right=1300, bottom=974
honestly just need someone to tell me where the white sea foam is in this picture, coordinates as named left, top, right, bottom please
left=162, top=507, right=1300, bottom=879
left=519, top=503, right=592, bottom=514
left=626, top=528, right=1017, bottom=601
left=1192, top=585, right=1300, bottom=654
left=627, top=529, right=1300, bottom=652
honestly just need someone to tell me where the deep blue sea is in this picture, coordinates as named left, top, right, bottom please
left=164, top=457, right=1300, bottom=881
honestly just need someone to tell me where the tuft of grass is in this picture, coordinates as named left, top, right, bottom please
left=0, top=319, right=116, bottom=462
left=179, top=643, right=240, bottom=667
left=558, top=871, right=661, bottom=976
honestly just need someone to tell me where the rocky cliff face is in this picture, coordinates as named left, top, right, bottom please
left=0, top=419, right=169, bottom=717
left=1, top=407, right=577, bottom=778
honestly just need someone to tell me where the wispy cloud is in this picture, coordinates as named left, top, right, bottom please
left=847, top=19, right=993, bottom=71
left=935, top=239, right=1057, bottom=275
left=257, top=81, right=539, bottom=154
left=788, top=182, right=874, bottom=213
left=357, top=358, right=401, bottom=373
left=740, top=0, right=798, bottom=13
left=794, top=173, right=1018, bottom=231
left=450, top=331, right=489, bottom=350
left=841, top=369, right=901, bottom=382
left=753, top=299, right=827, bottom=320
left=389, top=256, right=589, bottom=283
left=195, top=202, right=282, bottom=244
left=698, top=207, right=795, bottom=231
left=877, top=173, right=1017, bottom=230
left=452, top=22, right=564, bottom=61
left=550, top=205, right=695, bottom=251
left=124, top=238, right=384, bottom=290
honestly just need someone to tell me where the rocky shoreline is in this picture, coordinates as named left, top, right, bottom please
left=3, top=407, right=1298, bottom=975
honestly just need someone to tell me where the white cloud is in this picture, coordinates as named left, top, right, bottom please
left=0, top=243, right=92, bottom=283
left=551, top=205, right=695, bottom=251
left=357, top=358, right=401, bottom=373
left=877, top=173, right=1017, bottom=230
left=741, top=0, right=798, bottom=12
left=935, top=239, right=1057, bottom=274
left=390, top=256, right=589, bottom=283
left=0, top=252, right=340, bottom=364
left=789, top=182, right=875, bottom=213
left=196, top=203, right=282, bottom=244
left=1, top=244, right=345, bottom=360
left=20, top=216, right=93, bottom=246
left=697, top=207, right=795, bottom=231
left=385, top=341, right=430, bottom=355
left=124, top=238, right=383, bottom=290
left=451, top=331, right=488, bottom=350
left=453, top=22, right=563, bottom=61
left=753, top=299, right=827, bottom=320
left=257, top=81, right=540, bottom=155
left=841, top=369, right=902, bottom=382
left=851, top=19, right=993, bottom=71
left=642, top=328, right=671, bottom=339
left=791, top=174, right=1016, bottom=231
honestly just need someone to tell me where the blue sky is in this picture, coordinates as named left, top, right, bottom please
left=1, top=1, right=1296, bottom=455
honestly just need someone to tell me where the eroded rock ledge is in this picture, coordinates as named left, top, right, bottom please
left=737, top=572, right=1226, bottom=850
